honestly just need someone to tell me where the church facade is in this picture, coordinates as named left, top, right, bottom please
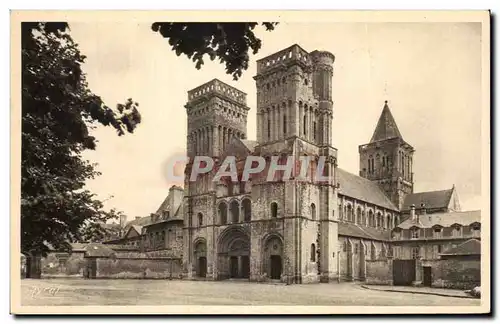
left=179, top=44, right=467, bottom=284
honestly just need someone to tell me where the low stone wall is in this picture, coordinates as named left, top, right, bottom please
left=365, top=259, right=393, bottom=285
left=422, top=259, right=480, bottom=290
left=41, top=252, right=87, bottom=278
left=95, top=257, right=182, bottom=279
left=365, top=258, right=481, bottom=289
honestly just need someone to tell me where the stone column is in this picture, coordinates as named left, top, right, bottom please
left=270, top=106, right=275, bottom=141
left=299, top=103, right=304, bottom=137
left=212, top=126, right=218, bottom=157
left=262, top=109, right=268, bottom=142
left=256, top=111, right=262, bottom=143
left=222, top=127, right=227, bottom=152
left=308, top=107, right=313, bottom=142
left=277, top=104, right=282, bottom=140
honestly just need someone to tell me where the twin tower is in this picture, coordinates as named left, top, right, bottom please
left=184, top=44, right=336, bottom=160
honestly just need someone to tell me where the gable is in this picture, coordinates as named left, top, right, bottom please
left=447, top=187, right=462, bottom=212
left=124, top=226, right=142, bottom=238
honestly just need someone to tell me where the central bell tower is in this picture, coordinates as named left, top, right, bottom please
left=359, top=101, right=414, bottom=210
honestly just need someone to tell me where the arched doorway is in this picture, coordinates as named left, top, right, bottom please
left=263, top=234, right=284, bottom=280
left=194, top=239, right=207, bottom=278
left=217, top=227, right=250, bottom=280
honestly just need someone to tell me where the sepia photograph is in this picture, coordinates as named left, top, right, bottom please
left=10, top=10, right=490, bottom=315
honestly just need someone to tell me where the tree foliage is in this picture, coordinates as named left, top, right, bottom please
left=21, top=22, right=141, bottom=256
left=151, top=22, right=278, bottom=80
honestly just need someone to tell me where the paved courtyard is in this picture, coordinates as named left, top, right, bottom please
left=21, top=278, right=481, bottom=306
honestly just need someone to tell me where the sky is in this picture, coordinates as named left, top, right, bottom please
left=68, top=22, right=483, bottom=220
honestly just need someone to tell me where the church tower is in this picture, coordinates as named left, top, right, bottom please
left=182, top=79, right=250, bottom=279
left=252, top=45, right=339, bottom=284
left=185, top=79, right=249, bottom=160
left=359, top=101, right=414, bottom=210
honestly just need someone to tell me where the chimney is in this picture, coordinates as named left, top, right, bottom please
left=169, top=185, right=184, bottom=217
left=119, top=215, right=127, bottom=228
left=410, top=204, right=416, bottom=221
left=420, top=203, right=426, bottom=215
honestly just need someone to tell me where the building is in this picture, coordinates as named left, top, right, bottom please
left=105, top=185, right=184, bottom=256
left=178, top=44, right=481, bottom=284
left=92, top=44, right=480, bottom=286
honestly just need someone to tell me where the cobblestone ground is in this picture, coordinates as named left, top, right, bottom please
left=21, top=278, right=481, bottom=306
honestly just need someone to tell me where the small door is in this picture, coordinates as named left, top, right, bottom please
left=270, top=255, right=282, bottom=280
left=87, top=258, right=97, bottom=279
left=230, top=256, right=239, bottom=278
left=198, top=257, right=207, bottom=278
left=423, top=266, right=432, bottom=287
left=241, top=255, right=250, bottom=279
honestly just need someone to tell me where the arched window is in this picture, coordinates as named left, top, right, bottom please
left=197, top=213, right=203, bottom=227
left=371, top=243, right=377, bottom=260
left=311, top=203, right=316, bottom=220
left=267, top=118, right=271, bottom=140
left=218, top=202, right=227, bottom=225
left=283, top=114, right=287, bottom=135
left=242, top=198, right=251, bottom=222
left=310, top=244, right=316, bottom=262
left=303, top=114, right=307, bottom=136
left=356, top=207, right=362, bottom=224
left=230, top=200, right=240, bottom=223
left=376, top=212, right=382, bottom=228
left=368, top=210, right=374, bottom=227
left=271, top=202, right=278, bottom=218
left=347, top=205, right=353, bottom=222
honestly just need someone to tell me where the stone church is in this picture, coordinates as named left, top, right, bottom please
left=180, top=44, right=463, bottom=284
left=28, top=44, right=480, bottom=286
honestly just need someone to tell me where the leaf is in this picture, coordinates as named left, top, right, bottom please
left=21, top=22, right=139, bottom=257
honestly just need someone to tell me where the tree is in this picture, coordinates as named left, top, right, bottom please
left=21, top=22, right=142, bottom=260
left=151, top=22, right=278, bottom=80
left=21, top=22, right=275, bottom=265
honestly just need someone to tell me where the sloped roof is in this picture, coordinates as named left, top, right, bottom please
left=338, top=222, right=391, bottom=242
left=123, top=225, right=144, bottom=237
left=402, top=188, right=454, bottom=211
left=155, top=197, right=170, bottom=214
left=370, top=101, right=403, bottom=143
left=174, top=203, right=183, bottom=218
left=124, top=215, right=154, bottom=229
left=240, top=139, right=258, bottom=152
left=395, top=210, right=481, bottom=230
left=336, top=168, right=398, bottom=210
left=441, top=239, right=481, bottom=256
left=100, top=222, right=121, bottom=230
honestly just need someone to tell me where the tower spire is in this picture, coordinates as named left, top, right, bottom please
left=370, top=100, right=403, bottom=143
